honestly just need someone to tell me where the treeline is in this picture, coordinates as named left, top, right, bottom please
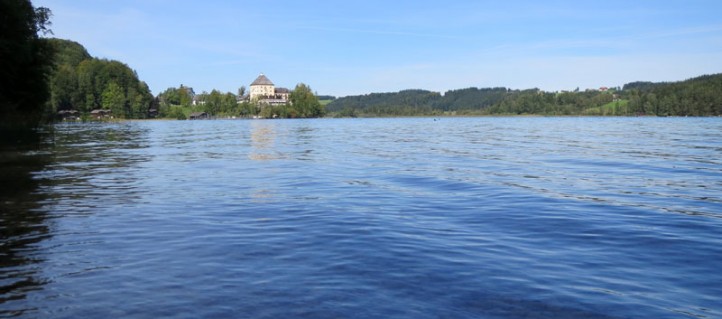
left=327, top=74, right=722, bottom=117
left=316, top=95, right=336, bottom=101
left=326, top=87, right=617, bottom=117
left=625, top=74, right=722, bottom=116
left=47, top=39, right=154, bottom=119
left=327, top=90, right=440, bottom=117
left=156, top=85, right=245, bottom=120
left=157, top=83, right=324, bottom=119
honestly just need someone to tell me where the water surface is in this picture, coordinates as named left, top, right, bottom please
left=1, top=117, right=721, bottom=318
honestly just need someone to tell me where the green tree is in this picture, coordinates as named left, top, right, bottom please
left=131, top=82, right=152, bottom=118
left=160, top=87, right=181, bottom=105
left=0, top=1, right=55, bottom=128
left=50, top=64, right=78, bottom=112
left=163, top=106, right=185, bottom=120
left=290, top=83, right=324, bottom=118
left=221, top=92, right=238, bottom=115
left=76, top=59, right=100, bottom=112
left=179, top=85, right=193, bottom=107
left=47, top=38, right=90, bottom=67
left=47, top=38, right=90, bottom=114
left=238, top=101, right=255, bottom=117
left=101, top=82, right=125, bottom=117
left=205, top=90, right=223, bottom=115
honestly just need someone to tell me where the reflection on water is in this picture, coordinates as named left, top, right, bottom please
left=44, top=123, right=152, bottom=209
left=0, top=129, right=52, bottom=316
left=249, top=121, right=278, bottom=161
left=249, top=121, right=319, bottom=162
left=1, top=123, right=151, bottom=316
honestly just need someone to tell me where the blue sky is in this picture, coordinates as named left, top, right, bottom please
left=35, top=0, right=722, bottom=96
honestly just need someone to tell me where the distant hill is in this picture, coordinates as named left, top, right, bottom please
left=326, top=89, right=441, bottom=116
left=47, top=38, right=91, bottom=67
left=316, top=95, right=336, bottom=101
left=624, top=73, right=722, bottom=116
left=622, top=81, right=665, bottom=92
left=327, top=74, right=722, bottom=117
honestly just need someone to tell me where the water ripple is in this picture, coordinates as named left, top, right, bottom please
left=1, top=118, right=721, bottom=318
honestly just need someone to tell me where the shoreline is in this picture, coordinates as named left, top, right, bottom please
left=52, top=113, right=721, bottom=125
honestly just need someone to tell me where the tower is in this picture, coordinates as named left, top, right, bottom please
left=249, top=73, right=275, bottom=101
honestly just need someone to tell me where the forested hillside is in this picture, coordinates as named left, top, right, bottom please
left=625, top=74, right=722, bottom=116
left=47, top=38, right=154, bottom=119
left=327, top=74, right=722, bottom=117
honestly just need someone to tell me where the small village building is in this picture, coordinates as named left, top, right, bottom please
left=275, top=87, right=290, bottom=100
left=249, top=73, right=290, bottom=106
left=57, top=110, right=80, bottom=120
left=90, top=109, right=111, bottom=119
left=192, top=95, right=205, bottom=106
left=189, top=112, right=208, bottom=120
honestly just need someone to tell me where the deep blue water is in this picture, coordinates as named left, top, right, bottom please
left=2, top=117, right=722, bottom=318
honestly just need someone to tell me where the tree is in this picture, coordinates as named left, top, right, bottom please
left=47, top=38, right=90, bottom=67
left=0, top=0, right=55, bottom=128
left=238, top=101, right=255, bottom=118
left=205, top=90, right=223, bottom=115
left=221, top=92, right=238, bottom=115
left=47, top=39, right=89, bottom=114
left=101, top=82, right=125, bottom=117
left=50, top=64, right=78, bottom=112
left=289, top=83, right=324, bottom=118
left=130, top=82, right=152, bottom=118
left=178, top=85, right=193, bottom=107
left=166, top=106, right=186, bottom=120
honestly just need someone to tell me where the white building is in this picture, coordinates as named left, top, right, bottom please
left=249, top=73, right=290, bottom=105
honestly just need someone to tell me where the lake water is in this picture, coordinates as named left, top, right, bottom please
left=1, top=117, right=721, bottom=318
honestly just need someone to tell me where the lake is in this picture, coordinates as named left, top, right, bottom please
left=1, top=117, right=721, bottom=318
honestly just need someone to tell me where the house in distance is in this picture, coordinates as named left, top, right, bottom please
left=249, top=73, right=290, bottom=106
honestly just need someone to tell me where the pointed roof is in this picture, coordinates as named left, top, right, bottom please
left=250, top=73, right=274, bottom=86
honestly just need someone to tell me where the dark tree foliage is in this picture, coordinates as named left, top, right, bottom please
left=47, top=38, right=90, bottom=67
left=0, top=0, right=55, bottom=128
